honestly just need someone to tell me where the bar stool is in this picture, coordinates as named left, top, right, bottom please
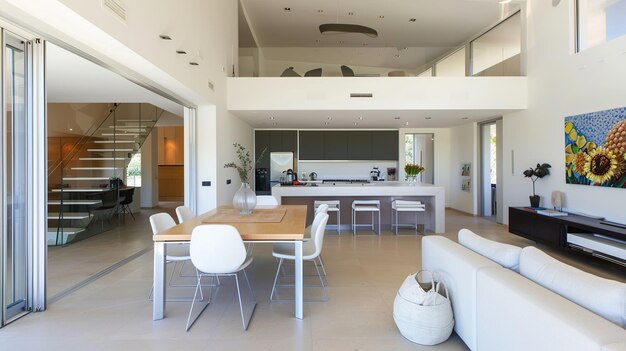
left=352, top=200, right=381, bottom=235
left=391, top=200, right=426, bottom=235
left=314, top=200, right=341, bottom=234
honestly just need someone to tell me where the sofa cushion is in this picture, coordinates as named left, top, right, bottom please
left=520, top=246, right=626, bottom=328
left=458, top=228, right=522, bottom=271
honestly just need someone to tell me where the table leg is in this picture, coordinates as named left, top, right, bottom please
left=153, top=242, right=166, bottom=320
left=295, top=240, right=303, bottom=319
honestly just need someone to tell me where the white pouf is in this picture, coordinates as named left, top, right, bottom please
left=393, top=271, right=454, bottom=345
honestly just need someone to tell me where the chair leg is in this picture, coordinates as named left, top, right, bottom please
left=270, top=258, right=284, bottom=301
left=185, top=275, right=210, bottom=331
left=337, top=209, right=341, bottom=234
left=235, top=272, right=257, bottom=331
left=378, top=210, right=381, bottom=235
left=317, top=256, right=327, bottom=276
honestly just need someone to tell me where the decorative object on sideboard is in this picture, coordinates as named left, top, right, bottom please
left=565, top=107, right=626, bottom=188
left=551, top=190, right=563, bottom=211
left=405, top=163, right=425, bottom=182
left=523, top=163, right=551, bottom=208
left=224, top=143, right=267, bottom=214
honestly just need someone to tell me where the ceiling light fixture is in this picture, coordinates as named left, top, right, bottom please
left=409, top=18, right=416, bottom=22
left=189, top=62, right=199, bottom=66
left=358, top=116, right=363, bottom=120
left=320, top=23, right=378, bottom=37
left=284, top=7, right=291, bottom=11
left=269, top=116, right=275, bottom=120
left=318, top=9, right=324, bottom=13
left=379, top=15, right=385, bottom=19
left=404, top=122, right=409, bottom=126
left=348, top=12, right=354, bottom=15
left=425, top=117, right=432, bottom=120
left=462, top=117, right=469, bottom=120
left=354, top=122, right=359, bottom=126
left=176, top=50, right=187, bottom=54
left=159, top=34, right=172, bottom=40
left=394, top=117, right=400, bottom=120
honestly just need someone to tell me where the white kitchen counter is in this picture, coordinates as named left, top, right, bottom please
left=272, top=181, right=445, bottom=233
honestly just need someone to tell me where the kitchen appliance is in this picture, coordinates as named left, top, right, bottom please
left=387, top=167, right=397, bottom=181
left=255, top=168, right=270, bottom=193
left=309, top=172, right=318, bottom=181
left=370, top=166, right=381, bottom=181
left=283, top=169, right=296, bottom=183
left=270, top=152, right=294, bottom=182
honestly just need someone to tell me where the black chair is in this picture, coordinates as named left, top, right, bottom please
left=305, top=68, right=322, bottom=77
left=280, top=67, right=301, bottom=77
left=340, top=65, right=355, bottom=77
left=119, top=187, right=135, bottom=220
left=89, top=189, right=120, bottom=229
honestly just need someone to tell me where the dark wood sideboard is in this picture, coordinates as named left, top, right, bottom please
left=509, top=207, right=626, bottom=267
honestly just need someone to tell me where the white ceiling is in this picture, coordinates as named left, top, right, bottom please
left=240, top=0, right=521, bottom=70
left=232, top=109, right=512, bottom=129
left=46, top=43, right=184, bottom=118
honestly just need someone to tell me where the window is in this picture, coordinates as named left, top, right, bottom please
left=471, top=12, right=521, bottom=76
left=577, top=0, right=626, bottom=51
left=434, top=47, right=466, bottom=77
left=126, top=151, right=142, bottom=187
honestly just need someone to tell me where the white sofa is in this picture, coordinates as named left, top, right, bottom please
left=422, top=235, right=626, bottom=351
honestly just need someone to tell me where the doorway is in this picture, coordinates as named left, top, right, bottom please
left=480, top=120, right=503, bottom=223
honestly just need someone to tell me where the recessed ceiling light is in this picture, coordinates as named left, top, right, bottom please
left=404, top=122, right=409, bottom=126
left=176, top=50, right=187, bottom=55
left=394, top=54, right=400, bottom=58
left=272, top=122, right=278, bottom=126
left=425, top=117, right=432, bottom=120
left=284, top=7, right=291, bottom=11
left=358, top=116, right=363, bottom=120
left=354, top=122, right=359, bottom=126
left=315, top=39, right=320, bottom=43
left=379, top=15, right=385, bottom=19
left=159, top=34, right=172, bottom=40
left=409, top=18, right=416, bottom=22
left=324, top=122, right=329, bottom=126
left=269, top=116, right=275, bottom=120
left=317, top=9, right=324, bottom=13
left=338, top=40, right=344, bottom=44
left=394, top=117, right=400, bottom=120
left=362, top=43, right=368, bottom=46
left=327, top=116, right=332, bottom=120
left=69, top=128, right=73, bottom=131
left=462, top=117, right=469, bottom=120
left=348, top=11, right=354, bottom=15
left=189, top=62, right=199, bottom=66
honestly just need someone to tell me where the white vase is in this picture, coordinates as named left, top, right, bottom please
left=233, top=182, right=257, bottom=215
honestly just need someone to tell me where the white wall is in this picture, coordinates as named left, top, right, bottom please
left=0, top=0, right=254, bottom=212
left=502, top=0, right=626, bottom=224
left=228, top=77, right=528, bottom=111
left=298, top=161, right=398, bottom=181
left=140, top=130, right=158, bottom=208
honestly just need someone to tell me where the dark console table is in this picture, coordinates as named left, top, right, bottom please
left=509, top=207, right=626, bottom=267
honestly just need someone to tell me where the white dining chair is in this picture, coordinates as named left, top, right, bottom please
left=270, top=212, right=329, bottom=302
left=185, top=225, right=256, bottom=331
left=149, top=213, right=204, bottom=302
left=256, top=195, right=279, bottom=206
left=175, top=205, right=194, bottom=223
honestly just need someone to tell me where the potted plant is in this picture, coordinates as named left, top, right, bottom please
left=523, top=163, right=551, bottom=208
left=224, top=143, right=266, bottom=215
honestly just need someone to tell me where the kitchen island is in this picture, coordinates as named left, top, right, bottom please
left=272, top=181, right=445, bottom=233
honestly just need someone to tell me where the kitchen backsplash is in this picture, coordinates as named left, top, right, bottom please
left=298, top=161, right=398, bottom=180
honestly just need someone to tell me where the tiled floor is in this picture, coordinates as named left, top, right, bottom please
left=1, top=208, right=624, bottom=350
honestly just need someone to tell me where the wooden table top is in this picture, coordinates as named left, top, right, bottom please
left=153, top=205, right=308, bottom=242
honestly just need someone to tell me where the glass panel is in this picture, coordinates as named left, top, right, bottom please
left=4, top=36, right=28, bottom=322
left=434, top=47, right=466, bottom=77
left=404, top=133, right=434, bottom=184
left=578, top=0, right=626, bottom=51
left=471, top=12, right=521, bottom=76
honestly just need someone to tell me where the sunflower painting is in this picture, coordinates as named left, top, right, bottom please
left=565, top=107, right=626, bottom=188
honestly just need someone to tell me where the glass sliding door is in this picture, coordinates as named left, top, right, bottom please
left=1, top=29, right=46, bottom=327
left=2, top=31, right=28, bottom=323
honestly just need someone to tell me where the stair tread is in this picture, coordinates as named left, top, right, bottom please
left=61, top=177, right=111, bottom=180
left=71, top=167, right=117, bottom=170
left=79, top=157, right=130, bottom=160
left=87, top=148, right=135, bottom=152
left=48, top=212, right=91, bottom=220
left=49, top=199, right=102, bottom=205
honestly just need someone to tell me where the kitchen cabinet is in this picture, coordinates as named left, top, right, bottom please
left=371, top=131, right=399, bottom=160
left=323, top=131, right=348, bottom=159
left=299, top=130, right=398, bottom=161
left=299, top=131, right=324, bottom=160
left=347, top=131, right=372, bottom=160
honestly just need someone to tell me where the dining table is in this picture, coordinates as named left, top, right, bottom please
left=152, top=204, right=308, bottom=321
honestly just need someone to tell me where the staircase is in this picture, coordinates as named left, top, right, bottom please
left=47, top=103, right=164, bottom=246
